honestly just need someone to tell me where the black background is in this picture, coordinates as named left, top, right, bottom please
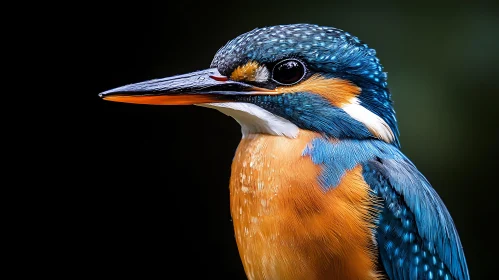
left=57, top=0, right=499, bottom=278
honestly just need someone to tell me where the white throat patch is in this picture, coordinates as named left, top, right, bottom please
left=198, top=103, right=299, bottom=138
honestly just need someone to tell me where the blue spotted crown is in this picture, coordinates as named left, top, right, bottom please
left=211, top=24, right=388, bottom=89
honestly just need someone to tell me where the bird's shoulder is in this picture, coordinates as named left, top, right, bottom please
left=303, top=138, right=469, bottom=280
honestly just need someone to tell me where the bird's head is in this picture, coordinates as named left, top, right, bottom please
left=100, top=24, right=400, bottom=146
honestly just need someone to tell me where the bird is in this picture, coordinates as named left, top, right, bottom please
left=99, top=24, right=469, bottom=280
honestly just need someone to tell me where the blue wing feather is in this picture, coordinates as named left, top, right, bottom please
left=363, top=159, right=469, bottom=280
left=303, top=138, right=469, bottom=280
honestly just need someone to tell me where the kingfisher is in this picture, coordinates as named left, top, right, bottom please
left=99, top=24, right=469, bottom=280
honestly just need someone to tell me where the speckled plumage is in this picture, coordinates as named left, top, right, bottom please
left=100, top=23, right=469, bottom=280
left=211, top=24, right=384, bottom=86
left=211, top=24, right=468, bottom=279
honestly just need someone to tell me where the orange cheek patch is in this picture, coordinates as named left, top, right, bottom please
left=230, top=61, right=260, bottom=81
left=276, top=74, right=361, bottom=106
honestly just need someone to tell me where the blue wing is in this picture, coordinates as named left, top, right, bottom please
left=363, top=158, right=469, bottom=280
left=303, top=138, right=469, bottom=280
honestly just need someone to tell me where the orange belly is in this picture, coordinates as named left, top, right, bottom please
left=230, top=130, right=380, bottom=280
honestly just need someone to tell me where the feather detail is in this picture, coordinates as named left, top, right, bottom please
left=303, top=138, right=469, bottom=280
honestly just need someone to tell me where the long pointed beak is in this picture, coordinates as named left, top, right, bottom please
left=99, top=68, right=271, bottom=105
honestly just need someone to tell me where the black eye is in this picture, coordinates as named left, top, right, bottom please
left=272, top=59, right=306, bottom=85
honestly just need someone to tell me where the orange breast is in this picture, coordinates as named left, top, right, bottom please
left=230, top=130, right=380, bottom=280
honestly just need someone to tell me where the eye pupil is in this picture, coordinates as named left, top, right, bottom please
left=272, top=59, right=305, bottom=85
